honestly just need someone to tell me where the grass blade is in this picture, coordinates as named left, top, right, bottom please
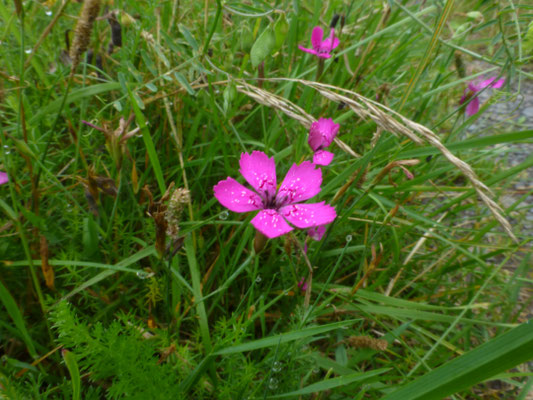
left=0, top=279, right=37, bottom=358
left=214, top=319, right=359, bottom=355
left=269, top=368, right=390, bottom=398
left=62, top=349, right=81, bottom=400
left=382, top=322, right=533, bottom=400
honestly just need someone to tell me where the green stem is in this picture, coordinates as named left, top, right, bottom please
left=202, top=0, right=222, bottom=57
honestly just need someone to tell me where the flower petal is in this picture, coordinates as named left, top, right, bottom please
left=468, top=82, right=480, bottom=93
left=280, top=202, right=336, bottom=229
left=308, top=224, right=327, bottom=241
left=490, top=78, right=505, bottom=89
left=308, top=118, right=339, bottom=150
left=313, top=150, right=334, bottom=166
left=321, top=29, right=339, bottom=51
left=251, top=209, right=293, bottom=239
left=459, top=92, right=468, bottom=105
left=239, top=151, right=277, bottom=202
left=311, top=26, right=324, bottom=50
left=478, top=77, right=504, bottom=90
left=298, top=45, right=319, bottom=56
left=213, top=177, right=263, bottom=212
left=465, top=97, right=480, bottom=116
left=276, top=161, right=322, bottom=206
left=0, top=172, right=8, bottom=185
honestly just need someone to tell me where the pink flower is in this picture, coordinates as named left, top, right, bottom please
left=308, top=118, right=339, bottom=166
left=0, top=172, right=7, bottom=185
left=213, top=151, right=336, bottom=239
left=298, top=277, right=308, bottom=292
left=298, top=26, right=340, bottom=59
left=308, top=224, right=327, bottom=241
left=459, top=77, right=505, bottom=116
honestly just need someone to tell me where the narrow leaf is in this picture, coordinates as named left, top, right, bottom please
left=63, top=350, right=81, bottom=400
left=214, top=320, right=359, bottom=355
left=174, top=72, right=195, bottom=95
left=383, top=322, right=533, bottom=400
left=0, top=280, right=37, bottom=358
left=269, top=368, right=390, bottom=398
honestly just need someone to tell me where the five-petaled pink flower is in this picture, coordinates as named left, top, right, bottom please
left=308, top=118, right=340, bottom=166
left=0, top=172, right=7, bottom=185
left=213, top=151, right=336, bottom=239
left=298, top=26, right=339, bottom=59
left=459, top=76, right=505, bottom=116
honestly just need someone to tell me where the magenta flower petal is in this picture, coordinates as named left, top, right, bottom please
left=308, top=224, right=327, bottom=241
left=214, top=177, right=263, bottom=212
left=300, top=26, right=339, bottom=58
left=276, top=161, right=322, bottom=205
left=468, top=82, right=480, bottom=92
left=321, top=29, right=340, bottom=51
left=280, top=202, right=336, bottom=229
left=298, top=45, right=319, bottom=56
left=308, top=118, right=339, bottom=150
left=0, top=172, right=8, bottom=185
left=298, top=277, right=308, bottom=291
left=313, top=150, right=334, bottom=166
left=311, top=26, right=324, bottom=50
left=238, top=151, right=277, bottom=201
left=491, top=78, right=505, bottom=89
left=478, top=77, right=505, bottom=90
left=251, top=209, right=293, bottom=239
left=465, top=97, right=480, bottom=116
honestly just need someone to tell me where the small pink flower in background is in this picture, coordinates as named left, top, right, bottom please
left=0, top=172, right=8, bottom=185
left=298, top=26, right=340, bottom=59
left=214, top=151, right=336, bottom=239
left=298, top=277, right=308, bottom=292
left=308, top=224, right=327, bottom=241
left=460, top=76, right=505, bottom=116
left=308, top=118, right=339, bottom=166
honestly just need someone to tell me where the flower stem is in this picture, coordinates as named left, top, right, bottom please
left=315, top=58, right=324, bottom=81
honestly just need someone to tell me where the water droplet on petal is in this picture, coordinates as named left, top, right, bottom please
left=345, top=234, right=352, bottom=243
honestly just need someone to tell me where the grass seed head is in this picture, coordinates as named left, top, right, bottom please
left=70, top=0, right=101, bottom=73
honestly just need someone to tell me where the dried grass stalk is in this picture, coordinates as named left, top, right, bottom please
left=70, top=0, right=101, bottom=73
left=236, top=78, right=516, bottom=242
left=236, top=81, right=360, bottom=158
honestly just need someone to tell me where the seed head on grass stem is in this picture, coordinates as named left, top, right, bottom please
left=70, top=0, right=101, bottom=74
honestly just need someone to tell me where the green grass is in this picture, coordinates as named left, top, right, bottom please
left=0, top=0, right=532, bottom=398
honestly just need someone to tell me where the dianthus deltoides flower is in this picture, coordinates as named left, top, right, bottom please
left=308, top=118, right=340, bottom=166
left=214, top=151, right=336, bottom=239
left=298, top=26, right=339, bottom=59
left=459, top=76, right=505, bottom=116
left=0, top=172, right=8, bottom=185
